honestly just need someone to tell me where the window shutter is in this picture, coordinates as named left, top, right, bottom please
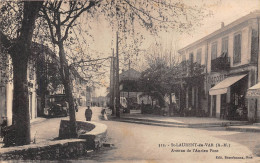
left=234, top=34, right=241, bottom=64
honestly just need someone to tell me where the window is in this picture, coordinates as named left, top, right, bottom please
left=211, top=42, right=218, bottom=60
left=221, top=37, right=228, bottom=57
left=189, top=53, right=194, bottom=63
left=29, top=65, right=34, bottom=81
left=233, top=33, right=241, bottom=64
left=182, top=54, right=186, bottom=62
left=251, top=29, right=258, bottom=63
left=0, top=55, right=8, bottom=84
left=196, top=48, right=202, bottom=64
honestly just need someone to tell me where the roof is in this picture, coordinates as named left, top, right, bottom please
left=178, top=10, right=260, bottom=53
left=32, top=42, right=87, bottom=82
left=119, top=68, right=141, bottom=81
left=32, top=42, right=58, bottom=60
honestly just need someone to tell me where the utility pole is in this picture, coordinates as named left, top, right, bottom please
left=128, top=59, right=130, bottom=98
left=110, top=48, right=115, bottom=115
left=115, top=32, right=120, bottom=118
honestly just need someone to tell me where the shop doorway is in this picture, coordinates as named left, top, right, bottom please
left=0, top=86, right=6, bottom=122
left=212, top=95, right=216, bottom=117
left=220, top=94, right=227, bottom=118
left=29, top=92, right=32, bottom=120
left=230, top=76, right=248, bottom=120
left=188, top=87, right=192, bottom=107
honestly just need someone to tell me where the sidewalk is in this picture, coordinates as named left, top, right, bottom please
left=111, top=113, right=253, bottom=128
left=226, top=123, right=260, bottom=132
left=0, top=106, right=107, bottom=159
left=1, top=106, right=102, bottom=149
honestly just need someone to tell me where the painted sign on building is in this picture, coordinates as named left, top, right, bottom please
left=208, top=73, right=227, bottom=85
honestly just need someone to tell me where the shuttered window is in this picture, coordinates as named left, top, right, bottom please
left=182, top=54, right=186, bottom=62
left=189, top=53, right=194, bottom=63
left=221, top=37, right=228, bottom=57
left=211, top=42, right=217, bottom=60
left=233, top=33, right=241, bottom=64
left=196, top=48, right=202, bottom=64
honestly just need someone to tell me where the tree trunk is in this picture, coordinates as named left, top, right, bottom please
left=169, top=93, right=173, bottom=116
left=12, top=52, right=30, bottom=145
left=58, top=42, right=77, bottom=138
left=6, top=1, right=43, bottom=146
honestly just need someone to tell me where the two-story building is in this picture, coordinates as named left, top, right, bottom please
left=178, top=10, right=260, bottom=120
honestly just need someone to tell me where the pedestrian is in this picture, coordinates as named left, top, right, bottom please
left=74, top=99, right=78, bottom=112
left=141, top=100, right=144, bottom=114
left=85, top=106, right=92, bottom=121
left=101, top=108, right=108, bottom=120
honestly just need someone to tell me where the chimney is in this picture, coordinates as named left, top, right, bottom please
left=221, top=22, right=224, bottom=28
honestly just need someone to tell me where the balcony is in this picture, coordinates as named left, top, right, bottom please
left=211, top=56, right=230, bottom=72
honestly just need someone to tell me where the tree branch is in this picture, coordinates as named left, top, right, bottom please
left=0, top=30, right=13, bottom=51
left=42, top=6, right=59, bottom=44
left=123, top=0, right=174, bottom=23
left=69, top=56, right=112, bottom=68
left=61, top=0, right=101, bottom=42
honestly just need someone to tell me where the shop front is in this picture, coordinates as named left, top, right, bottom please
left=246, top=82, right=260, bottom=122
left=209, top=74, right=248, bottom=120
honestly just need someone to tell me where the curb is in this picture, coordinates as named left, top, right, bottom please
left=226, top=126, right=260, bottom=132
left=78, top=121, right=108, bottom=149
left=112, top=117, right=251, bottom=128
left=30, top=117, right=48, bottom=125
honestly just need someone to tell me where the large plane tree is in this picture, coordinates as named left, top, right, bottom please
left=0, top=1, right=43, bottom=146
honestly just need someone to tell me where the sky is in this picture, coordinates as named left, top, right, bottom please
left=177, top=0, right=260, bottom=48
left=83, top=0, right=260, bottom=97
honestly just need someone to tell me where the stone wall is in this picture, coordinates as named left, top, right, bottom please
left=0, top=120, right=107, bottom=160
left=59, top=120, right=95, bottom=139
left=0, top=139, right=90, bottom=160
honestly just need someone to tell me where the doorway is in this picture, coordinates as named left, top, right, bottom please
left=29, top=92, right=32, bottom=120
left=212, top=95, right=216, bottom=117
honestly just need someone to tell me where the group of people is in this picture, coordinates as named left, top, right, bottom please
left=84, top=106, right=107, bottom=121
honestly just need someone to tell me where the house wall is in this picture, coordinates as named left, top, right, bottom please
left=0, top=55, right=13, bottom=126
left=6, top=81, right=13, bottom=125
left=27, top=61, right=37, bottom=120
left=178, top=12, right=260, bottom=119
left=207, top=23, right=251, bottom=72
left=0, top=54, right=38, bottom=126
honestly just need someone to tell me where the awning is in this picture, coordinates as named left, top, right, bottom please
left=246, top=82, right=260, bottom=98
left=209, top=74, right=247, bottom=95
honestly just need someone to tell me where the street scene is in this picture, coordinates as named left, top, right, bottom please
left=1, top=0, right=260, bottom=162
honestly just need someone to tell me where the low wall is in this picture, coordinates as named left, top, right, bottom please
left=59, top=120, right=95, bottom=139
left=59, top=120, right=107, bottom=149
left=78, top=121, right=108, bottom=149
left=0, top=139, right=89, bottom=160
left=0, top=120, right=107, bottom=160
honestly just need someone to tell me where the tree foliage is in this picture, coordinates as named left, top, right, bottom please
left=140, top=48, right=205, bottom=108
left=0, top=0, right=211, bottom=144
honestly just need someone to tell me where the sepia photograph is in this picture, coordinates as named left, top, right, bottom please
left=1, top=0, right=260, bottom=162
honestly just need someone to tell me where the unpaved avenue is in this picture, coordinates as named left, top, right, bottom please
left=32, top=107, right=260, bottom=162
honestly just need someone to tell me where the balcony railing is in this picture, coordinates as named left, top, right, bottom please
left=211, top=56, right=230, bottom=72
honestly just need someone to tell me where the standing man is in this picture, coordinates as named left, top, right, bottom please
left=85, top=106, right=92, bottom=121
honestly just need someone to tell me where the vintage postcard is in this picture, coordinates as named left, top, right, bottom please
left=1, top=0, right=260, bottom=162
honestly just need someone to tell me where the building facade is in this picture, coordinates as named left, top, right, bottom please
left=178, top=11, right=260, bottom=120
left=0, top=54, right=38, bottom=126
